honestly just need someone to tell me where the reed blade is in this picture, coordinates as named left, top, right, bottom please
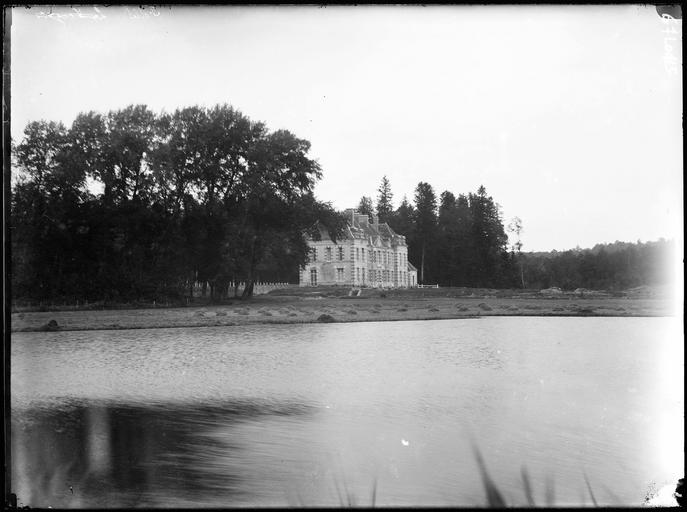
left=521, top=466, right=536, bottom=506
left=472, top=444, right=507, bottom=508
left=583, top=471, right=598, bottom=507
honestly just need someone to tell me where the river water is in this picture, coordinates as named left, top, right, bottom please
left=11, top=317, right=684, bottom=507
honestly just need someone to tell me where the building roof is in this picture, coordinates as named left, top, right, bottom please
left=407, top=261, right=418, bottom=272
left=309, top=209, right=408, bottom=247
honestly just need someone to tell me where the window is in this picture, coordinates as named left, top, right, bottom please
left=362, top=248, right=365, bottom=261
left=338, top=246, right=344, bottom=261
left=336, top=268, right=344, bottom=282
left=310, top=248, right=317, bottom=262
left=325, top=246, right=332, bottom=262
left=356, top=268, right=360, bottom=282
left=310, top=269, right=317, bottom=286
left=356, top=247, right=360, bottom=261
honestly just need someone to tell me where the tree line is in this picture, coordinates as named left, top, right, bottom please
left=11, top=105, right=674, bottom=304
left=518, top=240, right=675, bottom=291
left=358, top=177, right=675, bottom=291
left=357, top=177, right=515, bottom=288
left=10, top=104, right=345, bottom=303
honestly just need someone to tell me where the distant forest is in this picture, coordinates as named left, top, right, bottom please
left=519, top=240, right=675, bottom=291
left=10, top=104, right=675, bottom=304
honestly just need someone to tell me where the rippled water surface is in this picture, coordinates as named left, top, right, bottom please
left=11, top=317, right=683, bottom=507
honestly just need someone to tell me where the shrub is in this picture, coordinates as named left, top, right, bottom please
left=40, top=319, right=59, bottom=331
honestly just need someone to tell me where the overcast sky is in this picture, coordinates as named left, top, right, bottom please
left=10, top=5, right=683, bottom=252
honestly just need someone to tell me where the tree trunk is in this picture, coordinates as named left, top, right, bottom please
left=241, top=237, right=258, bottom=299
left=420, top=244, right=425, bottom=284
left=241, top=280, right=254, bottom=299
left=520, top=264, right=525, bottom=289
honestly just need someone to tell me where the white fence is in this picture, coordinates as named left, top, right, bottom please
left=193, top=281, right=293, bottom=296
left=417, top=284, right=439, bottom=289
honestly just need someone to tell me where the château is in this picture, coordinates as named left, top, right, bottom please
left=299, top=209, right=418, bottom=288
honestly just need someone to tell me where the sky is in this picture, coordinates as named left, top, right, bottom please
left=10, top=5, right=683, bottom=253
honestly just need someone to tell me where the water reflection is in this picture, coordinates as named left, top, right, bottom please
left=12, top=399, right=313, bottom=508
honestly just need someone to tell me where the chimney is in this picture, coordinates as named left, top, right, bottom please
left=372, top=213, right=379, bottom=228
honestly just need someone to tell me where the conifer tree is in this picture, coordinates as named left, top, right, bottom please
left=413, top=182, right=438, bottom=284
left=376, top=175, right=394, bottom=223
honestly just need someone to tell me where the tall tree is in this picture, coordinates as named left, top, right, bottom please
left=453, top=194, right=473, bottom=285
left=388, top=195, right=414, bottom=240
left=12, top=120, right=92, bottom=299
left=413, top=182, right=438, bottom=284
left=507, top=216, right=525, bottom=287
left=468, top=185, right=508, bottom=287
left=376, top=175, right=394, bottom=223
left=436, top=191, right=459, bottom=286
left=234, top=128, right=325, bottom=298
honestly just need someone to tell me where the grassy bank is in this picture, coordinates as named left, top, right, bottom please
left=10, top=286, right=676, bottom=333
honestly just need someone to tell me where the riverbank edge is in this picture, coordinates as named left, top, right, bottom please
left=11, top=310, right=672, bottom=333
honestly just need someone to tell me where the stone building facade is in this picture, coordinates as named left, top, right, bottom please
left=299, top=209, right=418, bottom=288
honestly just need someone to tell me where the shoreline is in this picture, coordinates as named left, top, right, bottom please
left=10, top=293, right=676, bottom=333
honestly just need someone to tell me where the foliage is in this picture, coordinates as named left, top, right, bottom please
left=412, top=182, right=438, bottom=284
left=360, top=178, right=671, bottom=291
left=11, top=104, right=335, bottom=302
left=356, top=195, right=374, bottom=223
left=518, top=239, right=676, bottom=290
left=13, top=112, right=674, bottom=302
